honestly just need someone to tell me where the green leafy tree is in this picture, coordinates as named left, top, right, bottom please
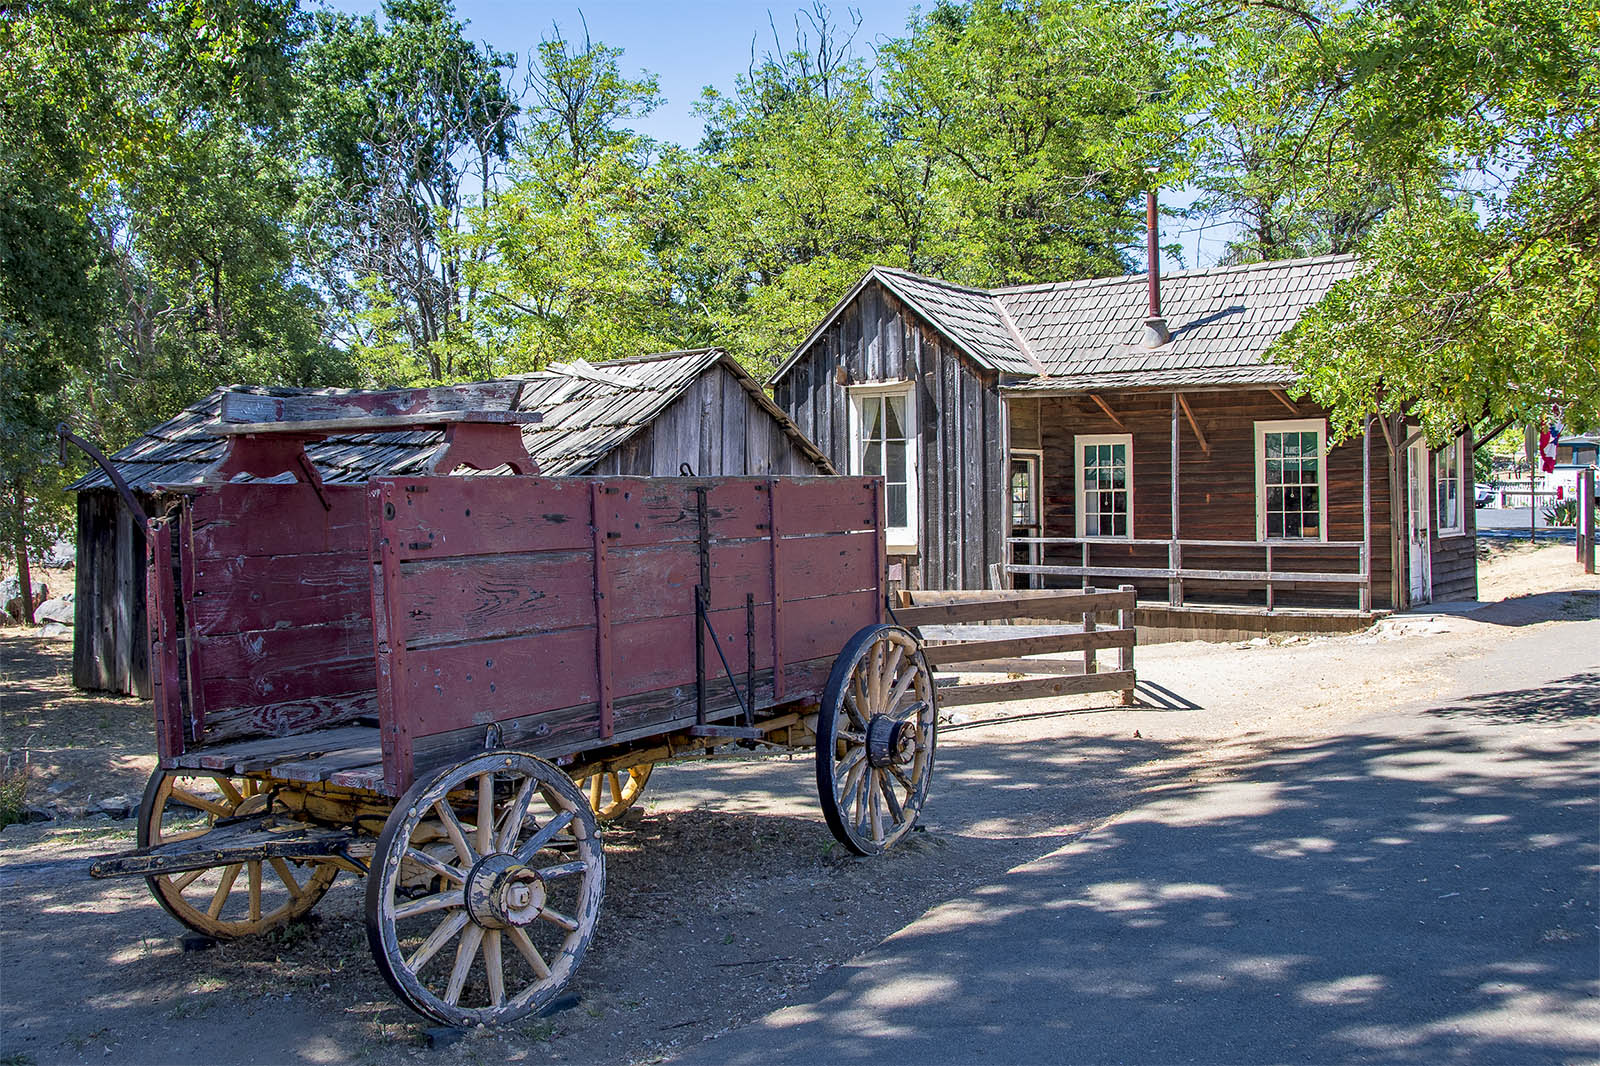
left=296, top=0, right=518, bottom=382
left=1272, top=0, right=1599, bottom=443
left=880, top=0, right=1179, bottom=285
left=454, top=29, right=681, bottom=371
left=1178, top=1, right=1407, bottom=264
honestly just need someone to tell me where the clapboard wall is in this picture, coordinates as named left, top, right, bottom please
left=773, top=280, right=1006, bottom=590
left=589, top=362, right=825, bottom=478
left=1015, top=388, right=1399, bottom=609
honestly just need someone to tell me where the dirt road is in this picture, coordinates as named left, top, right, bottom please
left=1, top=544, right=1594, bottom=1065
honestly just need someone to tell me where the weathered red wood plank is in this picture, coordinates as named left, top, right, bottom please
left=399, top=550, right=598, bottom=648
left=146, top=520, right=184, bottom=761
left=198, top=691, right=379, bottom=746
left=194, top=619, right=373, bottom=711
left=375, top=477, right=592, bottom=562
left=775, top=531, right=879, bottom=597
left=608, top=606, right=775, bottom=700
left=597, top=478, right=767, bottom=547
left=780, top=588, right=879, bottom=665
left=401, top=627, right=602, bottom=738
left=189, top=484, right=368, bottom=558
left=604, top=541, right=772, bottom=622
left=774, top=477, right=878, bottom=536
left=188, top=552, right=370, bottom=636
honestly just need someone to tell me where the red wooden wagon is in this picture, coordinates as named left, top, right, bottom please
left=72, top=389, right=939, bottom=1028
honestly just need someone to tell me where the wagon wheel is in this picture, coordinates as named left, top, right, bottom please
left=574, top=761, right=654, bottom=821
left=138, top=768, right=339, bottom=939
left=365, top=751, right=605, bottom=1027
left=815, top=624, right=937, bottom=856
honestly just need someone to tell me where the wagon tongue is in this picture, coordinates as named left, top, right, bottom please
left=88, top=816, right=356, bottom=880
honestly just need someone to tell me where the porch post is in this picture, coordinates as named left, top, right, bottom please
left=1169, top=392, right=1181, bottom=606
left=1361, top=415, right=1372, bottom=613
left=999, top=395, right=1013, bottom=590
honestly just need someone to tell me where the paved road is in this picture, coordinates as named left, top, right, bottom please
left=672, top=621, right=1600, bottom=1065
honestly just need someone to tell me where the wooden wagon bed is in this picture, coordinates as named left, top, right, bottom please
left=149, top=474, right=887, bottom=796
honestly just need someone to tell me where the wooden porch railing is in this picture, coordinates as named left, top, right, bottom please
left=1006, top=536, right=1371, bottom=612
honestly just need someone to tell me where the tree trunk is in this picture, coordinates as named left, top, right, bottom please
left=11, top=476, right=35, bottom=625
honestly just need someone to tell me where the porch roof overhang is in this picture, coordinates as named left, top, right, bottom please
left=999, top=364, right=1295, bottom=397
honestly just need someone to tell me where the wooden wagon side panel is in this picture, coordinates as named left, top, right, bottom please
left=372, top=475, right=884, bottom=794
left=178, top=483, right=380, bottom=750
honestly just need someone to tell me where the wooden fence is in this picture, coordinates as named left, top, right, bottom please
left=893, top=586, right=1137, bottom=708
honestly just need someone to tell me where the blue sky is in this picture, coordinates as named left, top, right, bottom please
left=317, top=0, right=1229, bottom=268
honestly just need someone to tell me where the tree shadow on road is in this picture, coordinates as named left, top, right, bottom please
left=692, top=683, right=1600, bottom=1066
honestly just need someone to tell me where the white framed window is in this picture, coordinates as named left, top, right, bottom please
left=848, top=383, right=917, bottom=552
left=1255, top=419, right=1327, bottom=540
left=1436, top=437, right=1464, bottom=535
left=1010, top=451, right=1043, bottom=529
left=1074, top=434, right=1133, bottom=538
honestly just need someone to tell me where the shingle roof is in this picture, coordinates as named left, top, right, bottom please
left=72, top=349, right=830, bottom=493
left=774, top=254, right=1360, bottom=392
left=996, top=254, right=1360, bottom=390
left=870, top=268, right=1040, bottom=376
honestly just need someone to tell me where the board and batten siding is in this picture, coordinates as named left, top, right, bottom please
left=1017, top=389, right=1397, bottom=609
left=587, top=363, right=823, bottom=477
left=73, top=489, right=150, bottom=695
left=774, top=280, right=1006, bottom=590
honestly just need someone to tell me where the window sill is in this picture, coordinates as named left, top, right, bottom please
left=1438, top=528, right=1468, bottom=539
left=887, top=542, right=919, bottom=557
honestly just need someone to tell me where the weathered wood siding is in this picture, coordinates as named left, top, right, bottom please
left=1022, top=389, right=1397, bottom=609
left=589, top=363, right=823, bottom=477
left=73, top=490, right=149, bottom=695
left=774, top=281, right=1006, bottom=590
left=1428, top=432, right=1479, bottom=602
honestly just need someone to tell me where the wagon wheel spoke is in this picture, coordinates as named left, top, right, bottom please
left=496, top=778, right=536, bottom=854
left=213, top=776, right=245, bottom=807
left=537, top=860, right=588, bottom=881
left=269, top=858, right=304, bottom=898
left=407, top=911, right=470, bottom=972
left=880, top=773, right=905, bottom=824
left=443, top=924, right=485, bottom=1007
left=538, top=906, right=579, bottom=932
left=207, top=864, right=242, bottom=919
left=483, top=929, right=506, bottom=1008
left=247, top=861, right=263, bottom=922
left=168, top=787, right=232, bottom=819
left=475, top=773, right=495, bottom=857
left=513, top=809, right=575, bottom=865
left=404, top=847, right=466, bottom=885
left=507, top=926, right=551, bottom=979
left=432, top=801, right=477, bottom=866
left=394, top=889, right=466, bottom=921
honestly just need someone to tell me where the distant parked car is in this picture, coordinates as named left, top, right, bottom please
left=1475, top=483, right=1496, bottom=508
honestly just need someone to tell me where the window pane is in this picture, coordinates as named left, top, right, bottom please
left=1284, top=513, right=1302, bottom=537
left=863, top=398, right=882, bottom=443
left=1266, top=459, right=1281, bottom=485
left=1267, top=513, right=1283, bottom=538
left=864, top=442, right=882, bottom=475
left=1301, top=432, right=1318, bottom=455
left=885, top=396, right=905, bottom=440
left=887, top=485, right=907, bottom=528
left=1113, top=513, right=1127, bottom=536
left=887, top=440, right=906, bottom=482
left=1268, top=487, right=1283, bottom=510
left=1266, top=434, right=1282, bottom=458
left=1086, top=512, right=1102, bottom=537
left=1304, top=486, right=1319, bottom=511
left=1301, top=458, right=1317, bottom=481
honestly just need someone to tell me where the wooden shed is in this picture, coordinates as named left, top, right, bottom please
left=773, top=257, right=1476, bottom=614
left=70, top=348, right=831, bottom=696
